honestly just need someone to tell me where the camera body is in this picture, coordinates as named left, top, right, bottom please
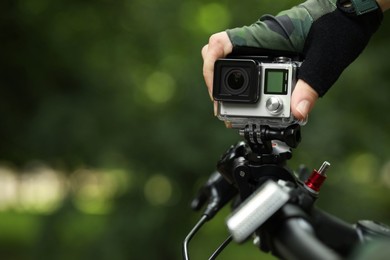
left=213, top=56, right=301, bottom=129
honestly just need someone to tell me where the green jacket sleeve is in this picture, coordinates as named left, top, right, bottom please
left=226, top=0, right=337, bottom=53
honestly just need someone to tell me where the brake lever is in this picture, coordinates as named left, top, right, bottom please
left=191, top=171, right=237, bottom=220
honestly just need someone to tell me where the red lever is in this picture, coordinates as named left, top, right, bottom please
left=304, top=161, right=330, bottom=194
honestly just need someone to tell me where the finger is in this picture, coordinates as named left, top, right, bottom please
left=201, top=44, right=208, bottom=60
left=202, top=32, right=233, bottom=100
left=202, top=44, right=225, bottom=99
left=201, top=44, right=214, bottom=99
left=291, top=79, right=319, bottom=120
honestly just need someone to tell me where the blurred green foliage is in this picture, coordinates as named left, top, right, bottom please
left=0, top=0, right=390, bottom=259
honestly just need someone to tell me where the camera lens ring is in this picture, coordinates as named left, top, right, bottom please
left=224, top=68, right=249, bottom=95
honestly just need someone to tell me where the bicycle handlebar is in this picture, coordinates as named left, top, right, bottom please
left=272, top=216, right=341, bottom=260
left=310, top=208, right=361, bottom=256
left=225, top=177, right=364, bottom=260
left=184, top=139, right=390, bottom=259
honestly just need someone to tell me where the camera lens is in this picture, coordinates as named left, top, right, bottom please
left=213, top=59, right=259, bottom=103
left=225, top=69, right=248, bottom=94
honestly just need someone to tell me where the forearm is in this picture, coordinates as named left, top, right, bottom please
left=226, top=0, right=336, bottom=54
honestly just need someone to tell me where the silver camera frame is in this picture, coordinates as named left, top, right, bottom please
left=215, top=57, right=302, bottom=129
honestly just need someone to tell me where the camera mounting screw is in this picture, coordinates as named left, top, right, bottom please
left=274, top=57, right=291, bottom=63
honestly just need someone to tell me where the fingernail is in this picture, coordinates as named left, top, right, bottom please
left=296, top=100, right=310, bottom=118
left=209, top=90, right=214, bottom=102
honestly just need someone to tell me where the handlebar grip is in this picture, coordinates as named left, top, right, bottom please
left=311, top=208, right=360, bottom=256
left=272, top=208, right=342, bottom=260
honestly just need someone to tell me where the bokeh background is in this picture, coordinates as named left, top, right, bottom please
left=1, top=0, right=390, bottom=259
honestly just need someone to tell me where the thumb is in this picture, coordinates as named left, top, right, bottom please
left=291, top=79, right=319, bottom=121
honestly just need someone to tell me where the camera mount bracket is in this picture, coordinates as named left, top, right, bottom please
left=239, top=124, right=301, bottom=155
left=217, top=124, right=301, bottom=200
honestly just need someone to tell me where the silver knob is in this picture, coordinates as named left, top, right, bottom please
left=266, top=97, right=283, bottom=114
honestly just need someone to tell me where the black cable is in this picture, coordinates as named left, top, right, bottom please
left=183, top=214, right=208, bottom=260
left=208, top=235, right=233, bottom=260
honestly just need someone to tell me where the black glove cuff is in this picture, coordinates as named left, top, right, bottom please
left=298, top=7, right=383, bottom=97
left=337, top=0, right=379, bottom=16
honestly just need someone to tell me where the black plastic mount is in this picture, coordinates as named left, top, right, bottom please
left=241, top=124, right=301, bottom=156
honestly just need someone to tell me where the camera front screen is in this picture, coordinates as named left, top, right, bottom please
left=264, top=69, right=288, bottom=95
